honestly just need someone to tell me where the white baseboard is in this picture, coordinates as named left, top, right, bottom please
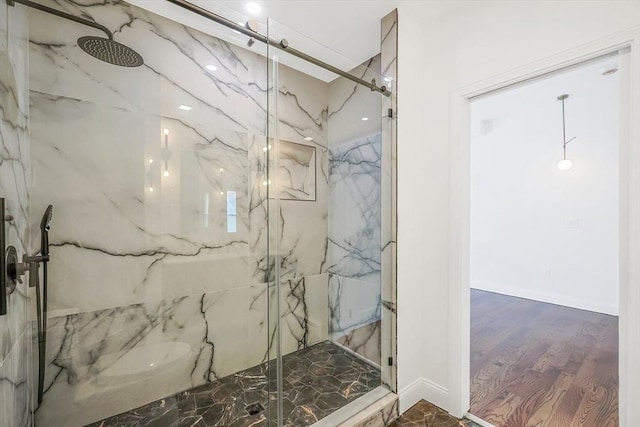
left=398, top=377, right=449, bottom=414
left=471, top=280, right=618, bottom=316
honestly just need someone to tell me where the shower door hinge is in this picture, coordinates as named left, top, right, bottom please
left=388, top=108, right=394, bottom=118
left=388, top=357, right=394, bottom=366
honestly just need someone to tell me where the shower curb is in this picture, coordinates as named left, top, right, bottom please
left=311, top=386, right=399, bottom=427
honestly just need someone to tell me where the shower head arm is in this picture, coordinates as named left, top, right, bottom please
left=10, top=0, right=113, bottom=40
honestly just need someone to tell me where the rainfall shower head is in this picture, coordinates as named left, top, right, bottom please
left=10, top=0, right=144, bottom=68
left=78, top=36, right=144, bottom=67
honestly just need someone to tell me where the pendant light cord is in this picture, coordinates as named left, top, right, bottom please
left=561, top=98, right=567, bottom=160
left=558, top=94, right=576, bottom=161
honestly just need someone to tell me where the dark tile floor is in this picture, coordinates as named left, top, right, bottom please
left=389, top=400, right=480, bottom=427
left=88, top=341, right=380, bottom=427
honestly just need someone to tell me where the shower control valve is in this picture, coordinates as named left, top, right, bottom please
left=5, top=246, right=19, bottom=293
left=6, top=251, right=47, bottom=288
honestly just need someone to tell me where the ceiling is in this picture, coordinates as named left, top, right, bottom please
left=471, top=54, right=620, bottom=123
left=213, top=0, right=400, bottom=64
left=470, top=53, right=621, bottom=172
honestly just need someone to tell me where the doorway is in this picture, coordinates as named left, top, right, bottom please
left=467, top=55, right=621, bottom=425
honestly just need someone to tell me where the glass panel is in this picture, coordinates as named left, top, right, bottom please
left=27, top=1, right=273, bottom=425
left=0, top=2, right=32, bottom=426
left=267, top=17, right=393, bottom=426
left=380, top=9, right=398, bottom=393
left=15, top=1, right=395, bottom=425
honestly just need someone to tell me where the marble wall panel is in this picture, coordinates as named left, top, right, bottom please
left=247, top=274, right=329, bottom=368
left=327, top=56, right=384, bottom=364
left=36, top=274, right=330, bottom=426
left=38, top=289, right=251, bottom=426
left=335, top=321, right=382, bottom=367
left=258, top=61, right=330, bottom=284
left=329, top=274, right=381, bottom=339
left=0, top=1, right=6, bottom=50
left=328, top=56, right=382, bottom=148
left=328, top=135, right=382, bottom=285
left=0, top=331, right=31, bottom=427
left=0, top=4, right=30, bottom=360
left=0, top=1, right=32, bottom=425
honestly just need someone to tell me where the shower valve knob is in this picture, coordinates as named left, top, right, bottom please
left=5, top=246, right=19, bottom=293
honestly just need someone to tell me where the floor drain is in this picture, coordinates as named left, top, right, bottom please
left=246, top=402, right=265, bottom=416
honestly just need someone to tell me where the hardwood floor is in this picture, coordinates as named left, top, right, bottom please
left=469, top=289, right=618, bottom=427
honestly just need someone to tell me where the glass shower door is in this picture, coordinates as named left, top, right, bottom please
left=266, top=17, right=394, bottom=426
left=26, top=1, right=275, bottom=425
left=16, top=1, right=395, bottom=425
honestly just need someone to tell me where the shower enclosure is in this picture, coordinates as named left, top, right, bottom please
left=0, top=0, right=398, bottom=426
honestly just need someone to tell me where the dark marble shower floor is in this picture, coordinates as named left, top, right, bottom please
left=88, top=341, right=381, bottom=427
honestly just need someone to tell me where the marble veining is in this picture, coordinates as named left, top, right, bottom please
left=329, top=275, right=381, bottom=340
left=0, top=330, right=31, bottom=427
left=88, top=341, right=380, bottom=427
left=328, top=135, right=382, bottom=283
left=38, top=276, right=332, bottom=426
left=28, top=1, right=330, bottom=424
left=0, top=2, right=32, bottom=426
left=336, top=321, right=382, bottom=367
left=326, top=63, right=383, bottom=361
left=278, top=140, right=317, bottom=201
left=24, top=0, right=398, bottom=425
left=325, top=55, right=384, bottom=365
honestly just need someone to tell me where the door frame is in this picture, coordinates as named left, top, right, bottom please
left=447, top=27, right=640, bottom=425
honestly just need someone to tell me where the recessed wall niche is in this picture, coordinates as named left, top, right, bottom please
left=278, top=140, right=317, bottom=201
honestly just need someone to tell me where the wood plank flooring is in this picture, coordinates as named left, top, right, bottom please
left=469, top=289, right=618, bottom=427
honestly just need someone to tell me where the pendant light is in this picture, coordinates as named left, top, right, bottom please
left=557, top=94, right=576, bottom=171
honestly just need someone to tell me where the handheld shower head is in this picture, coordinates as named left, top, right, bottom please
left=35, top=204, right=53, bottom=406
left=41, top=205, right=53, bottom=232
left=40, top=205, right=53, bottom=257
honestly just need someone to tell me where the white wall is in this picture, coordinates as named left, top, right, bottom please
left=395, top=0, right=640, bottom=417
left=470, top=58, right=620, bottom=316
